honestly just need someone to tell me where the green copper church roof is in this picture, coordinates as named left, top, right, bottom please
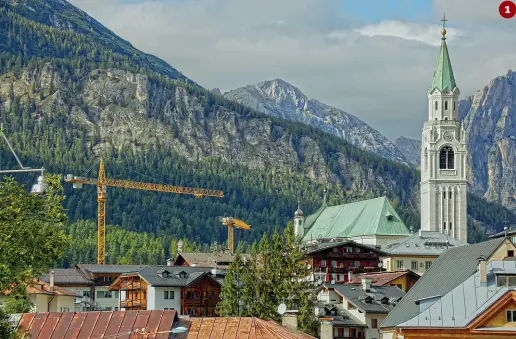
left=302, top=196, right=410, bottom=242
left=429, top=36, right=457, bottom=93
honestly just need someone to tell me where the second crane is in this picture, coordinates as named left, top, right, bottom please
left=65, top=160, right=224, bottom=264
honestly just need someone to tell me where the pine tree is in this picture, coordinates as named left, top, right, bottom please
left=216, top=253, right=245, bottom=316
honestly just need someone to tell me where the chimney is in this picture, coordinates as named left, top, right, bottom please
left=166, top=258, right=173, bottom=267
left=478, top=257, right=487, bottom=284
left=50, top=270, right=55, bottom=292
left=281, top=310, right=299, bottom=331
left=418, top=229, right=422, bottom=237
left=348, top=271, right=355, bottom=282
left=319, top=318, right=334, bottom=339
left=362, top=278, right=371, bottom=292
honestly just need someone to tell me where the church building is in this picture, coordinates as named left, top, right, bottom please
left=294, top=195, right=411, bottom=247
left=420, top=23, right=468, bottom=243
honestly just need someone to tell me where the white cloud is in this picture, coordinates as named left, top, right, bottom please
left=68, top=0, right=516, bottom=141
left=353, top=21, right=462, bottom=46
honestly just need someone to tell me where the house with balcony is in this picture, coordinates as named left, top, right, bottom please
left=109, top=266, right=223, bottom=317
left=316, top=279, right=405, bottom=339
left=40, top=264, right=146, bottom=311
left=304, top=241, right=386, bottom=285
left=347, top=270, right=420, bottom=292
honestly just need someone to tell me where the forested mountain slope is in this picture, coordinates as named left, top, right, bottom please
left=0, top=0, right=513, bottom=264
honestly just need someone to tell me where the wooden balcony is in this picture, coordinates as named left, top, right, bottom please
left=326, top=252, right=378, bottom=259
left=323, top=266, right=381, bottom=274
left=120, top=299, right=147, bottom=309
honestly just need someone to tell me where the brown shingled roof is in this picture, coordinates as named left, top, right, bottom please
left=3, top=281, right=80, bottom=298
left=176, top=317, right=316, bottom=339
left=14, top=310, right=178, bottom=338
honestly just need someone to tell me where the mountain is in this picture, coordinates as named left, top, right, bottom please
left=224, top=79, right=409, bottom=164
left=394, top=137, right=421, bottom=167
left=0, top=0, right=513, bottom=264
left=460, top=70, right=516, bottom=212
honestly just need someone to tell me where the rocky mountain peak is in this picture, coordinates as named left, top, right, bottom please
left=225, top=79, right=409, bottom=164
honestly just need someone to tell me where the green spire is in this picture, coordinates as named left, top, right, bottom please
left=429, top=15, right=457, bottom=93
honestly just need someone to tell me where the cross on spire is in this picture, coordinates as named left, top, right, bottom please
left=441, top=13, right=447, bottom=30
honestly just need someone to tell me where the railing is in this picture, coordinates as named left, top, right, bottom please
left=326, top=252, right=378, bottom=259
left=120, top=299, right=147, bottom=308
left=323, top=266, right=381, bottom=274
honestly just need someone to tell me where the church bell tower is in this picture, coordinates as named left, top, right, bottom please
left=420, top=15, right=468, bottom=243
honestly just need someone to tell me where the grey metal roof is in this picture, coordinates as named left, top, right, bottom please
left=134, top=266, right=220, bottom=287
left=399, top=261, right=516, bottom=328
left=325, top=284, right=405, bottom=314
left=173, top=252, right=251, bottom=269
left=382, top=230, right=468, bottom=256
left=381, top=237, right=506, bottom=328
left=40, top=269, right=94, bottom=285
left=76, top=264, right=146, bottom=274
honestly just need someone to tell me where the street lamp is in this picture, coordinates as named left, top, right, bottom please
left=0, top=123, right=47, bottom=193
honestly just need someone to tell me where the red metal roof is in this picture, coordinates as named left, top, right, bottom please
left=14, top=310, right=177, bottom=338
left=174, top=317, right=316, bottom=339
left=347, top=270, right=419, bottom=285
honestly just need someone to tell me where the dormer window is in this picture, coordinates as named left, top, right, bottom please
left=157, top=270, right=170, bottom=278
left=365, top=296, right=373, bottom=304
left=497, top=275, right=516, bottom=287
left=177, top=271, right=189, bottom=279
left=386, top=212, right=393, bottom=221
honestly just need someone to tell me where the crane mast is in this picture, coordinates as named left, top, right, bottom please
left=66, top=159, right=224, bottom=264
left=221, top=217, right=251, bottom=254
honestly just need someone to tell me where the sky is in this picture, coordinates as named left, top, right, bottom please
left=68, top=0, right=516, bottom=141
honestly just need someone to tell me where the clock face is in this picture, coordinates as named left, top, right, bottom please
left=443, top=131, right=453, bottom=142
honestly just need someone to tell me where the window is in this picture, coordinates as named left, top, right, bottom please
left=332, top=261, right=337, bottom=268
left=170, top=291, right=175, bottom=299
left=321, top=260, right=326, bottom=268
left=209, top=292, right=214, bottom=300
left=396, top=260, right=403, bottom=270
left=444, top=101, right=448, bottom=110
left=59, top=307, right=70, bottom=312
left=83, top=291, right=90, bottom=297
left=114, top=291, right=119, bottom=299
left=443, top=222, right=446, bottom=230
left=497, top=275, right=516, bottom=287
left=439, top=146, right=454, bottom=169
left=454, top=101, right=456, bottom=111
left=371, top=318, right=378, bottom=328
left=105, top=307, right=112, bottom=311
left=333, top=248, right=338, bottom=252
left=411, top=261, right=418, bottom=270
left=443, top=192, right=446, bottom=199
left=96, top=291, right=112, bottom=299
left=435, top=101, right=438, bottom=110
left=115, top=307, right=119, bottom=311
left=164, top=291, right=169, bottom=299
left=191, top=308, right=196, bottom=316
left=347, top=302, right=356, bottom=310
left=507, top=310, right=516, bottom=322
left=449, top=222, right=452, bottom=230
left=509, top=250, right=514, bottom=257
left=425, top=261, right=432, bottom=270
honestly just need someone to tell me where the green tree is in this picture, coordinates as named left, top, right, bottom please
left=216, top=253, right=245, bottom=317
left=217, top=225, right=318, bottom=335
left=0, top=175, right=70, bottom=335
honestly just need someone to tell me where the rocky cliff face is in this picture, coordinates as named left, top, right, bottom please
left=1, top=65, right=417, bottom=196
left=225, top=79, right=408, bottom=164
left=394, top=137, right=421, bottom=167
left=460, top=70, right=516, bottom=211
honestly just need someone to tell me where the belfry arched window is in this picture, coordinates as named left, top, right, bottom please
left=439, top=146, right=454, bottom=169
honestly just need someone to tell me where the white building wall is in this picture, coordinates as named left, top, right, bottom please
left=94, top=286, right=120, bottom=310
left=62, top=286, right=91, bottom=312
left=349, top=235, right=408, bottom=247
left=383, top=256, right=435, bottom=276
left=55, top=296, right=75, bottom=312
left=147, top=286, right=181, bottom=311
left=365, top=314, right=386, bottom=339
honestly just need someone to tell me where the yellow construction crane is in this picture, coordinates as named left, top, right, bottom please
left=65, top=159, right=224, bottom=264
left=220, top=217, right=251, bottom=254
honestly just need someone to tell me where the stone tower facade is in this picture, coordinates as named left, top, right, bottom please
left=420, top=26, right=468, bottom=243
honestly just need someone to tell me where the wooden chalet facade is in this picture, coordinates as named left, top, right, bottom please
left=110, top=266, right=222, bottom=317
left=305, top=241, right=385, bottom=284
